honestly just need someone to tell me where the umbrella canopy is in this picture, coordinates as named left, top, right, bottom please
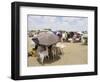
left=36, top=32, right=59, bottom=46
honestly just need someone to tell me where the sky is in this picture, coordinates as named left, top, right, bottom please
left=27, top=15, right=88, bottom=32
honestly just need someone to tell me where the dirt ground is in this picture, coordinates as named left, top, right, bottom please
left=27, top=37, right=88, bottom=66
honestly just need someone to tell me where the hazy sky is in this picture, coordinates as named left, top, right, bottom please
left=27, top=15, right=88, bottom=32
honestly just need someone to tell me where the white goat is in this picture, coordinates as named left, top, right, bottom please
left=38, top=47, right=49, bottom=64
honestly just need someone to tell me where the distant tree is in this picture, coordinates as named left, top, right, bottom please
left=43, top=28, right=52, bottom=31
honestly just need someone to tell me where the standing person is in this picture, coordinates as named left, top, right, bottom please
left=56, top=31, right=62, bottom=42
left=72, top=33, right=77, bottom=43
left=61, top=32, right=68, bottom=42
left=66, top=32, right=68, bottom=41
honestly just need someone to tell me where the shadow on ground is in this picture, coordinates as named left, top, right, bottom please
left=37, top=55, right=61, bottom=65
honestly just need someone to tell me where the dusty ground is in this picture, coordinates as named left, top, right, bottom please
left=27, top=37, right=88, bottom=66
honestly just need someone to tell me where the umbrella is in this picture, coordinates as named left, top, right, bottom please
left=36, top=32, right=59, bottom=46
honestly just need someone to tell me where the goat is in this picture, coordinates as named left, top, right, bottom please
left=51, top=44, right=63, bottom=60
left=51, top=45, right=57, bottom=60
left=56, top=42, right=65, bottom=55
left=37, top=46, right=49, bottom=64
